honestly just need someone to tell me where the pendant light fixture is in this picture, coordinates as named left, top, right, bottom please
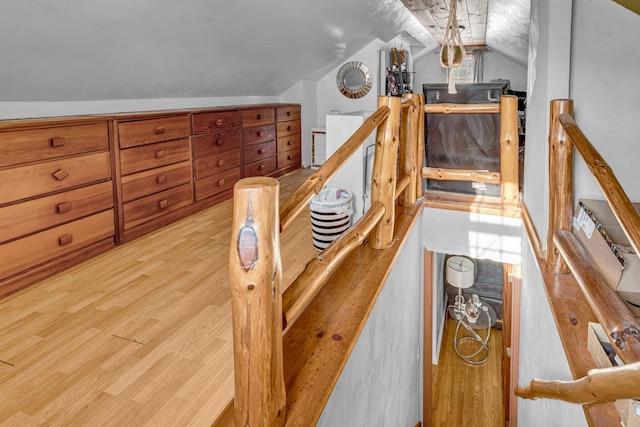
left=439, top=0, right=465, bottom=94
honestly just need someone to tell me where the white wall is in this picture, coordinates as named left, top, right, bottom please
left=517, top=0, right=578, bottom=425
left=315, top=39, right=384, bottom=129
left=412, top=50, right=527, bottom=92
left=318, top=217, right=424, bottom=426
left=281, top=80, right=318, bottom=168
left=0, top=96, right=280, bottom=120
left=570, top=0, right=640, bottom=201
left=518, top=243, right=588, bottom=427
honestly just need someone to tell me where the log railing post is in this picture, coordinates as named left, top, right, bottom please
left=500, top=95, right=520, bottom=209
left=415, top=94, right=425, bottom=200
left=229, top=177, right=286, bottom=427
left=401, top=93, right=423, bottom=206
left=369, top=95, right=401, bottom=249
left=545, top=99, right=574, bottom=274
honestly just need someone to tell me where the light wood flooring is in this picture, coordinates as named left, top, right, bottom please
left=0, top=166, right=507, bottom=426
left=0, top=168, right=318, bottom=426
left=431, top=317, right=505, bottom=427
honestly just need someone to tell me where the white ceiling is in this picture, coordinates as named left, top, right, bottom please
left=0, top=0, right=528, bottom=102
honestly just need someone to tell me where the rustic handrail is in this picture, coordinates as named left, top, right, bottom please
left=421, top=95, right=520, bottom=211
left=518, top=99, right=640, bottom=407
left=279, top=106, right=390, bottom=233
left=228, top=94, right=424, bottom=426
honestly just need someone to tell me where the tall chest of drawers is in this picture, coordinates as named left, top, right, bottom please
left=276, top=105, right=302, bottom=175
left=242, top=107, right=277, bottom=177
left=116, top=114, right=193, bottom=242
left=0, top=119, right=116, bottom=295
left=191, top=110, right=242, bottom=203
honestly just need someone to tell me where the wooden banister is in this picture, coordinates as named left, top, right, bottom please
left=519, top=98, right=640, bottom=412
left=545, top=99, right=574, bottom=274
left=279, top=106, right=390, bottom=232
left=421, top=95, right=520, bottom=214
left=516, top=361, right=640, bottom=404
left=228, top=177, right=286, bottom=427
left=281, top=201, right=386, bottom=332
left=559, top=113, right=640, bottom=257
left=369, top=96, right=401, bottom=249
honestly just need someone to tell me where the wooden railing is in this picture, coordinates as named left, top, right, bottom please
left=516, top=99, right=640, bottom=405
left=421, top=95, right=521, bottom=214
left=228, top=93, right=424, bottom=426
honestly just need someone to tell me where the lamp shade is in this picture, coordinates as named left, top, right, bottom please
left=446, top=256, right=475, bottom=289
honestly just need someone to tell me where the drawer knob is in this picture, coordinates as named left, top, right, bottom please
left=287, top=140, right=292, bottom=146
left=287, top=155, right=293, bottom=160
left=217, top=159, right=225, bottom=167
left=155, top=150, right=166, bottom=159
left=258, top=149, right=264, bottom=155
left=216, top=139, right=223, bottom=146
left=257, top=131, right=265, bottom=137
left=258, top=164, right=266, bottom=171
left=287, top=111, right=292, bottom=116
left=50, top=137, right=67, bottom=147
left=215, top=119, right=223, bottom=126
left=156, top=175, right=167, bottom=184
left=154, top=126, right=165, bottom=134
left=217, top=179, right=225, bottom=187
left=52, top=168, right=70, bottom=181
left=287, top=125, right=292, bottom=131
left=58, top=234, right=73, bottom=246
left=56, top=202, right=72, bottom=214
left=256, top=114, right=262, bottom=120
left=158, top=199, right=169, bottom=209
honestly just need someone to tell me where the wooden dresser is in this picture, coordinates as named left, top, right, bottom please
left=0, top=103, right=301, bottom=297
left=0, top=118, right=116, bottom=296
left=116, top=114, right=193, bottom=242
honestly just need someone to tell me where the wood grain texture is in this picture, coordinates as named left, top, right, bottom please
left=0, top=168, right=315, bottom=427
left=229, top=177, right=286, bottom=426
left=431, top=318, right=504, bottom=427
left=423, top=102, right=500, bottom=115
left=422, top=167, right=501, bottom=184
left=545, top=99, right=574, bottom=274
left=499, top=95, right=520, bottom=208
left=559, top=112, right=640, bottom=258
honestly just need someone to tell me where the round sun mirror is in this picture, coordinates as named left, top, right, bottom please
left=336, top=61, right=373, bottom=99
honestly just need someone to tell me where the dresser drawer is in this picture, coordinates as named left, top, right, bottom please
left=194, top=168, right=241, bottom=201
left=121, top=162, right=191, bottom=203
left=192, top=111, right=239, bottom=134
left=277, top=134, right=301, bottom=153
left=243, top=124, right=276, bottom=146
left=0, top=209, right=115, bottom=281
left=0, top=152, right=111, bottom=205
left=0, top=181, right=113, bottom=244
left=0, top=122, right=109, bottom=167
left=277, top=149, right=301, bottom=170
left=244, top=140, right=276, bottom=164
left=244, top=156, right=277, bottom=177
left=120, top=138, right=190, bottom=175
left=123, top=184, right=193, bottom=230
left=118, top=115, right=190, bottom=149
left=194, top=150, right=240, bottom=180
left=192, top=131, right=241, bottom=158
left=242, top=108, right=275, bottom=128
left=277, top=106, right=301, bottom=122
left=277, top=120, right=301, bottom=137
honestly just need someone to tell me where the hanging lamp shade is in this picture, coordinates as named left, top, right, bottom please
left=439, top=0, right=465, bottom=94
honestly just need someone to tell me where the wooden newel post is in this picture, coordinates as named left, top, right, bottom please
left=370, top=95, right=401, bottom=249
left=500, top=95, right=520, bottom=209
left=545, top=99, right=574, bottom=274
left=401, top=93, right=423, bottom=206
left=229, top=177, right=286, bottom=427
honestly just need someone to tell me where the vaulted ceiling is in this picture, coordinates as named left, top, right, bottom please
left=0, top=0, right=528, bottom=102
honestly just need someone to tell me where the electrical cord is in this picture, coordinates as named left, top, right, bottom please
left=452, top=305, right=491, bottom=365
